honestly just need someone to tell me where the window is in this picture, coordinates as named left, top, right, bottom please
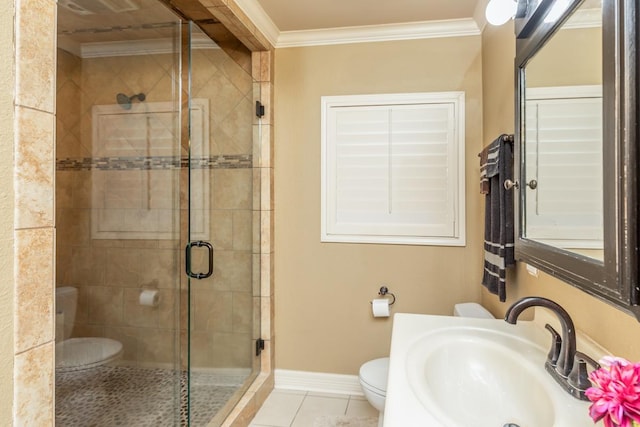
left=524, top=86, right=603, bottom=250
left=321, top=92, right=466, bottom=246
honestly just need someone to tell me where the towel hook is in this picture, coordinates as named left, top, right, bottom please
left=378, top=286, right=396, bottom=305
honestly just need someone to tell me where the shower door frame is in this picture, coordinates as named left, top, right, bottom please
left=175, top=8, right=275, bottom=426
left=24, top=1, right=274, bottom=425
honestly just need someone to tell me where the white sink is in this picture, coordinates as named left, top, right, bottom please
left=406, top=326, right=554, bottom=426
left=384, top=314, right=597, bottom=427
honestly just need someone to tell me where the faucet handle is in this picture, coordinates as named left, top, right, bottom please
left=566, top=352, right=601, bottom=399
left=568, top=352, right=600, bottom=392
left=575, top=351, right=601, bottom=370
left=545, top=324, right=562, bottom=367
left=568, top=358, right=593, bottom=391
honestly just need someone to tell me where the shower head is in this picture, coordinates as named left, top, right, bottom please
left=116, top=92, right=146, bottom=110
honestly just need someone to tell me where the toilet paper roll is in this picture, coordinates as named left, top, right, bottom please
left=371, top=298, right=390, bottom=317
left=139, top=289, right=160, bottom=307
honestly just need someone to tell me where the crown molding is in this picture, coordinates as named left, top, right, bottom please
left=233, top=0, right=280, bottom=48
left=80, top=38, right=176, bottom=58
left=276, top=18, right=481, bottom=48
left=564, top=8, right=602, bottom=29
left=58, top=33, right=218, bottom=59
left=60, top=5, right=490, bottom=56
left=62, top=0, right=599, bottom=58
left=229, top=1, right=481, bottom=48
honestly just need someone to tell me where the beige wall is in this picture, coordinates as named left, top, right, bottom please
left=480, top=22, right=640, bottom=360
left=274, top=36, right=485, bottom=374
left=527, top=26, right=602, bottom=87
left=0, top=0, right=15, bottom=420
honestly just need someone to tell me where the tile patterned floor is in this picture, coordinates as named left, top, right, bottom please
left=56, top=366, right=242, bottom=426
left=249, top=389, right=378, bottom=427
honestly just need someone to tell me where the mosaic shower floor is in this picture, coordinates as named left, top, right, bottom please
left=56, top=366, right=243, bottom=427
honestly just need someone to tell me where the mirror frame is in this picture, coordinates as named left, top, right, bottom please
left=514, top=0, right=640, bottom=318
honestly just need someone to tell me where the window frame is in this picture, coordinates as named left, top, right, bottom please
left=320, top=92, right=466, bottom=246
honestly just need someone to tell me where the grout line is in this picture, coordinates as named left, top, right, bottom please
left=344, top=395, right=352, bottom=415
left=14, top=339, right=53, bottom=357
left=288, top=391, right=307, bottom=427
left=14, top=104, right=55, bottom=116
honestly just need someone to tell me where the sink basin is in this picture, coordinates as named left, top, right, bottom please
left=384, top=313, right=596, bottom=427
left=406, top=327, right=553, bottom=427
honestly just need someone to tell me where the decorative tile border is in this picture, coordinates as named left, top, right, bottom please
left=56, top=155, right=252, bottom=171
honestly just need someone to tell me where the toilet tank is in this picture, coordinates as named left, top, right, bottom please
left=453, top=302, right=494, bottom=319
left=56, top=286, right=78, bottom=340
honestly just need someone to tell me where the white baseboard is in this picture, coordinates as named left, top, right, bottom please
left=274, top=369, right=364, bottom=396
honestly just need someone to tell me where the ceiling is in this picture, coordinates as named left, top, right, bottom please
left=57, top=0, right=602, bottom=52
left=58, top=0, right=488, bottom=50
left=255, top=0, right=482, bottom=32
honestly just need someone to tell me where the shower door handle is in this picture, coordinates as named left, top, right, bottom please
left=185, top=241, right=214, bottom=279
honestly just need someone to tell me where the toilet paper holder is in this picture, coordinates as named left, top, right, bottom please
left=377, top=286, right=396, bottom=305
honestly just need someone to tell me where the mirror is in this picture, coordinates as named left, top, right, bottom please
left=523, top=0, right=603, bottom=260
left=515, top=0, right=640, bottom=318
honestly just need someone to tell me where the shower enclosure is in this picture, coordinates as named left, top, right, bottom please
left=55, top=1, right=260, bottom=425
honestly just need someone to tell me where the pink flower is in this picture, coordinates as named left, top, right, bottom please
left=586, top=357, right=640, bottom=427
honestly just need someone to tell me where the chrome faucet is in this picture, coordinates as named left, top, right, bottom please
left=505, top=296, right=594, bottom=401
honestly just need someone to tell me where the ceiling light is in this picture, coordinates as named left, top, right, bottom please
left=485, top=0, right=518, bottom=26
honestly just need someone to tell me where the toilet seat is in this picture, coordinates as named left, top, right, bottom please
left=56, top=337, right=123, bottom=372
left=359, top=357, right=389, bottom=396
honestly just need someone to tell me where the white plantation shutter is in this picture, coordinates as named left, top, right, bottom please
left=524, top=86, right=603, bottom=247
left=321, top=92, right=465, bottom=246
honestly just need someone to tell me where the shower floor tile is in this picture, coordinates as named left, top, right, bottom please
left=56, top=366, right=241, bottom=426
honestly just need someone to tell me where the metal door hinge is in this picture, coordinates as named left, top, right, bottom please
left=255, top=338, right=265, bottom=356
left=255, top=101, right=265, bottom=118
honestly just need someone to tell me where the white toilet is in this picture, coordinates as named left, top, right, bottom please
left=56, top=286, right=124, bottom=372
left=359, top=303, right=494, bottom=427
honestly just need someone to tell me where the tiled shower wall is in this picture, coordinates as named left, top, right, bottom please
left=55, top=45, right=185, bottom=367
left=12, top=0, right=57, bottom=424
left=10, top=0, right=274, bottom=425
left=55, top=45, right=257, bottom=369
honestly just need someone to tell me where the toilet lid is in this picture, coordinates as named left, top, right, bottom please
left=56, top=337, right=123, bottom=372
left=359, top=357, right=389, bottom=394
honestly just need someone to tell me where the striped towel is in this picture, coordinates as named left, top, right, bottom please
left=479, top=138, right=500, bottom=194
left=479, top=134, right=515, bottom=301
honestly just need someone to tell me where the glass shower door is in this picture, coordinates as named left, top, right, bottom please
left=185, top=23, right=260, bottom=426
left=55, top=1, right=185, bottom=425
